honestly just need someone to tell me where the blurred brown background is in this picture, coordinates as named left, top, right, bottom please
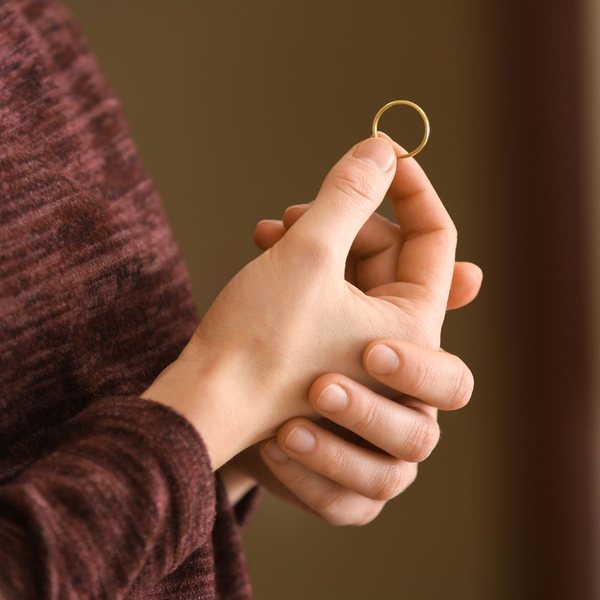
left=62, top=1, right=598, bottom=598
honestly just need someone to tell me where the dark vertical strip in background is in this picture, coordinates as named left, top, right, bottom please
left=500, top=1, right=597, bottom=598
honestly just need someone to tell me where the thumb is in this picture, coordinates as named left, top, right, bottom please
left=288, top=137, right=397, bottom=261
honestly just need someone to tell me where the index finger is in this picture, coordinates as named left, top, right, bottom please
left=362, top=338, right=474, bottom=411
left=371, top=132, right=457, bottom=312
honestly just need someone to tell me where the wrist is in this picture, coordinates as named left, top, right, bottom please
left=141, top=348, right=259, bottom=470
left=219, top=454, right=258, bottom=504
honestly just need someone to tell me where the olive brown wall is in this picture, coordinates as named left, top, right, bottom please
left=63, top=1, right=514, bottom=598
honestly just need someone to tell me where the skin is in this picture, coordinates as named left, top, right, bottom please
left=218, top=202, right=482, bottom=523
left=141, top=133, right=478, bottom=527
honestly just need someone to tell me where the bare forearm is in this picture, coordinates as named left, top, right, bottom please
left=219, top=461, right=258, bottom=504
left=140, top=352, right=258, bottom=471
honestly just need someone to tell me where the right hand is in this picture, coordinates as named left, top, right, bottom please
left=254, top=202, right=482, bottom=311
left=143, top=135, right=458, bottom=469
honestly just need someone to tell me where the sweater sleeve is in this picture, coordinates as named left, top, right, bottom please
left=0, top=395, right=216, bottom=600
left=234, top=485, right=265, bottom=532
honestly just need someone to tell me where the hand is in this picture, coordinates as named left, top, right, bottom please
left=254, top=203, right=483, bottom=310
left=223, top=341, right=473, bottom=522
left=254, top=339, right=473, bottom=525
left=143, top=134, right=458, bottom=469
left=220, top=199, right=482, bottom=510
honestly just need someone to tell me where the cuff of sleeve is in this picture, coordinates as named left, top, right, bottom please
left=234, top=485, right=265, bottom=532
left=67, top=395, right=217, bottom=566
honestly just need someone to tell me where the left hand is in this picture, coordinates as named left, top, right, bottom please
left=227, top=338, right=474, bottom=525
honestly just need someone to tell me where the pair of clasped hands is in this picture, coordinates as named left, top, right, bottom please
left=142, top=132, right=482, bottom=526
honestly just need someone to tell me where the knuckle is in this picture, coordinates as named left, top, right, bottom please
left=404, top=217, right=458, bottom=250
left=409, top=356, right=432, bottom=397
left=445, top=225, right=459, bottom=253
left=331, top=169, right=376, bottom=206
left=404, top=417, right=440, bottom=462
left=322, top=446, right=349, bottom=480
left=446, top=219, right=459, bottom=243
left=351, top=398, right=379, bottom=433
left=435, top=226, right=458, bottom=253
left=282, top=230, right=343, bottom=271
left=288, top=466, right=314, bottom=490
left=372, top=462, right=405, bottom=501
left=421, top=221, right=458, bottom=254
left=434, top=217, right=458, bottom=247
left=298, top=233, right=335, bottom=264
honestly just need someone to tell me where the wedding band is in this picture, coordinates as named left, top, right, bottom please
left=371, top=100, right=430, bottom=159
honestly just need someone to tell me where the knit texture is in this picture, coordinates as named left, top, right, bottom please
left=0, top=0, right=261, bottom=597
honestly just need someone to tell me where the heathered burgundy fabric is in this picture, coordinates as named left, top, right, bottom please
left=0, top=0, right=262, bottom=598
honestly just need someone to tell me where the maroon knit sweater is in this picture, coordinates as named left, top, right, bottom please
left=0, top=1, right=263, bottom=598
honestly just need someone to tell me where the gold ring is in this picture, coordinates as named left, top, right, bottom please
left=371, top=100, right=430, bottom=159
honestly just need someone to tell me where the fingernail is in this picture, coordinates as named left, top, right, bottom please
left=366, top=345, right=399, bottom=375
left=263, top=440, right=289, bottom=464
left=316, top=384, right=348, bottom=412
left=284, top=203, right=311, bottom=213
left=257, top=219, right=283, bottom=226
left=352, top=137, right=396, bottom=172
left=284, top=426, right=316, bottom=454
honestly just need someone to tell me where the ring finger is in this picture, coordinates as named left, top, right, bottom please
left=260, top=437, right=416, bottom=524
